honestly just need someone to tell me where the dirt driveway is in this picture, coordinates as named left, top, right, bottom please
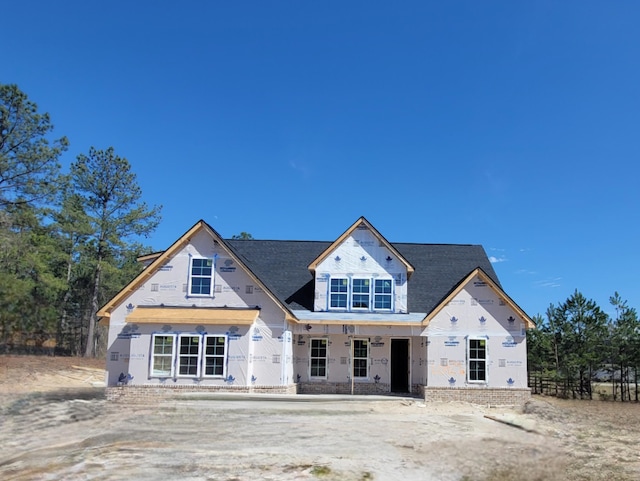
left=0, top=355, right=638, bottom=481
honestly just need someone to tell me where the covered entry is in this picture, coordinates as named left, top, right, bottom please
left=390, top=338, right=410, bottom=392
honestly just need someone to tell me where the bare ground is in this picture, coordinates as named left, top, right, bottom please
left=0, top=355, right=639, bottom=481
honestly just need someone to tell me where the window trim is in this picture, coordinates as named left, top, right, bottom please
left=177, top=334, right=202, bottom=378
left=352, top=338, right=369, bottom=379
left=373, top=278, right=393, bottom=311
left=351, top=278, right=371, bottom=310
left=329, top=278, right=348, bottom=310
left=188, top=257, right=214, bottom=297
left=149, top=332, right=230, bottom=380
left=203, top=334, right=228, bottom=378
left=467, top=337, right=488, bottom=384
left=150, top=333, right=176, bottom=378
left=327, top=277, right=395, bottom=312
left=309, top=338, right=329, bottom=379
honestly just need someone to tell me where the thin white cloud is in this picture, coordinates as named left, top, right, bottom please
left=489, top=256, right=507, bottom=264
left=289, top=160, right=312, bottom=178
left=534, top=277, right=562, bottom=288
left=515, top=269, right=537, bottom=275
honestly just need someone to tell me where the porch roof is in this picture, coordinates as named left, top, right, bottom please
left=291, top=310, right=426, bottom=326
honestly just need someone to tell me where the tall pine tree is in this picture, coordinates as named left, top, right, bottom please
left=70, top=147, right=161, bottom=357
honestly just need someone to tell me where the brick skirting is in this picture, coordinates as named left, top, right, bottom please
left=423, top=386, right=531, bottom=406
left=297, top=382, right=421, bottom=395
left=106, top=384, right=298, bottom=402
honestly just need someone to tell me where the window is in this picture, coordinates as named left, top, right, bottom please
left=352, top=339, right=369, bottom=378
left=468, top=338, right=487, bottom=382
left=330, top=278, right=348, bottom=308
left=178, top=335, right=201, bottom=377
left=310, top=339, right=328, bottom=378
left=203, top=335, right=227, bottom=377
left=374, top=279, right=392, bottom=309
left=352, top=279, right=370, bottom=309
left=150, top=333, right=228, bottom=379
left=190, top=258, right=213, bottom=296
left=328, top=277, right=393, bottom=311
left=151, top=334, right=175, bottom=377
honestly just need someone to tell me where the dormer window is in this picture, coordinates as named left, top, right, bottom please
left=330, top=278, right=348, bottom=308
left=328, top=277, right=393, bottom=312
left=352, top=279, right=370, bottom=309
left=374, top=279, right=392, bottom=309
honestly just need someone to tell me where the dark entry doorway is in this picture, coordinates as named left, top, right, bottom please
left=390, top=339, right=410, bottom=393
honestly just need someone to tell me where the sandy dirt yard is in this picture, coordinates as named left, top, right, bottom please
left=0, top=355, right=639, bottom=481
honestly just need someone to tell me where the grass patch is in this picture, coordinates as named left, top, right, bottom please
left=310, top=465, right=332, bottom=477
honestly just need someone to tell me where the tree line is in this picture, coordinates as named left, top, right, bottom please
left=528, top=290, right=640, bottom=401
left=0, top=83, right=161, bottom=357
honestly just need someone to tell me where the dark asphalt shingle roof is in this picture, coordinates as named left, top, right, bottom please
left=226, top=239, right=500, bottom=315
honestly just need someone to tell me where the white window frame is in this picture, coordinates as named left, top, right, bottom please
left=351, top=278, right=371, bottom=310
left=203, top=334, right=228, bottom=378
left=352, top=338, right=369, bottom=379
left=329, top=278, right=348, bottom=309
left=309, top=338, right=328, bottom=378
left=467, top=337, right=488, bottom=383
left=177, top=334, right=202, bottom=378
left=150, top=333, right=176, bottom=378
left=373, top=278, right=393, bottom=311
left=189, top=257, right=214, bottom=296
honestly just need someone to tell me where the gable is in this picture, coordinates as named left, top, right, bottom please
left=307, top=217, right=415, bottom=278
left=422, top=268, right=535, bottom=329
left=97, top=220, right=296, bottom=324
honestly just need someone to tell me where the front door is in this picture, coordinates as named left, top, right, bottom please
left=390, top=339, right=410, bottom=393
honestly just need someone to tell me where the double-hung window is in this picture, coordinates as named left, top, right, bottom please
left=374, top=279, right=392, bottom=310
left=310, top=339, right=328, bottom=378
left=150, top=333, right=228, bottom=379
left=151, top=334, right=175, bottom=377
left=352, top=279, right=370, bottom=309
left=468, top=338, right=487, bottom=382
left=329, top=277, right=394, bottom=311
left=203, top=335, right=227, bottom=377
left=178, top=335, right=202, bottom=377
left=190, top=258, right=213, bottom=296
left=330, top=278, right=348, bottom=308
left=352, top=339, right=369, bottom=378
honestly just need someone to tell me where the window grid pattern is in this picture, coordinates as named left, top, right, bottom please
left=353, top=339, right=368, bottom=378
left=352, top=279, right=370, bottom=309
left=151, top=335, right=174, bottom=377
left=374, top=279, right=392, bottom=309
left=468, top=339, right=487, bottom=382
left=190, top=258, right=213, bottom=295
left=330, top=278, right=348, bottom=308
left=178, top=336, right=201, bottom=376
left=204, top=336, right=226, bottom=377
left=310, top=339, right=328, bottom=377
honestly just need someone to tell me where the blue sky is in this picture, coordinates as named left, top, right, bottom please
left=4, top=1, right=639, bottom=319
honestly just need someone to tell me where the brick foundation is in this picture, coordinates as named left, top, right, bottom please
left=298, top=382, right=421, bottom=395
left=423, top=386, right=531, bottom=406
left=106, top=384, right=298, bottom=403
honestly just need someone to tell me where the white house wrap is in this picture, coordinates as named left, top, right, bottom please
left=99, top=217, right=534, bottom=405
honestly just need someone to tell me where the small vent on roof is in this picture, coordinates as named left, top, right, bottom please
left=360, top=256, right=367, bottom=262
left=386, top=256, right=392, bottom=262
left=335, top=256, right=341, bottom=262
